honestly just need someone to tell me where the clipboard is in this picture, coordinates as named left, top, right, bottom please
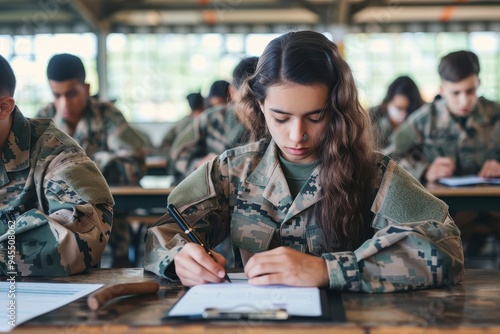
left=162, top=284, right=345, bottom=323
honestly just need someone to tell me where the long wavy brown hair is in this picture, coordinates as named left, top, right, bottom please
left=237, top=31, right=377, bottom=252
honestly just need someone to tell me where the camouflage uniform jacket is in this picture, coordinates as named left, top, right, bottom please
left=145, top=139, right=464, bottom=293
left=167, top=103, right=250, bottom=184
left=37, top=98, right=146, bottom=185
left=369, top=106, right=395, bottom=150
left=1, top=108, right=114, bottom=276
left=391, top=97, right=500, bottom=180
left=161, top=115, right=192, bottom=156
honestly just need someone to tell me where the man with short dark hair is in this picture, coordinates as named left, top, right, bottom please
left=37, top=53, right=147, bottom=267
left=0, top=55, right=114, bottom=276
left=37, top=53, right=146, bottom=185
left=392, top=51, right=500, bottom=181
left=392, top=50, right=500, bottom=253
left=207, top=80, right=230, bottom=107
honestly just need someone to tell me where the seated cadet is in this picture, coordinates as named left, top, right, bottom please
left=144, top=31, right=464, bottom=292
left=167, top=57, right=258, bottom=184
left=36, top=53, right=146, bottom=267
left=161, top=92, right=205, bottom=164
left=207, top=80, right=230, bottom=108
left=369, top=76, right=424, bottom=150
left=391, top=50, right=500, bottom=254
left=37, top=53, right=146, bottom=185
left=0, top=55, right=113, bottom=276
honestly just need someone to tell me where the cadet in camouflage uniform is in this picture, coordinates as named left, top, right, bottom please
left=36, top=54, right=145, bottom=267
left=161, top=92, right=205, bottom=161
left=167, top=58, right=258, bottom=184
left=369, top=76, right=424, bottom=150
left=0, top=55, right=113, bottom=276
left=144, top=32, right=464, bottom=292
left=391, top=51, right=500, bottom=246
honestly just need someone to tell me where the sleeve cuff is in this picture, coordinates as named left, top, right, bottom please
left=321, top=251, right=361, bottom=291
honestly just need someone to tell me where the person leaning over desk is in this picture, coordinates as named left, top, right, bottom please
left=0, top=55, right=114, bottom=276
left=390, top=50, right=500, bottom=250
left=144, top=31, right=464, bottom=292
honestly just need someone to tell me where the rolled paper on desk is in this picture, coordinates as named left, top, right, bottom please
left=87, top=282, right=160, bottom=311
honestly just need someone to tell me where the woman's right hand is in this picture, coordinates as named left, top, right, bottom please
left=174, top=243, right=227, bottom=286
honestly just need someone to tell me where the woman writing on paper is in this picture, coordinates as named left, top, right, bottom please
left=144, top=31, right=464, bottom=292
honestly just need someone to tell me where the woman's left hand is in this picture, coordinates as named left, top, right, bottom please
left=244, top=246, right=329, bottom=287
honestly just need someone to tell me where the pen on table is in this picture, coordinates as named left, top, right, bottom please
left=167, top=204, right=232, bottom=283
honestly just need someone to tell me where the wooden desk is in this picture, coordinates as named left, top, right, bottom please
left=426, top=183, right=500, bottom=212
left=11, top=269, right=500, bottom=334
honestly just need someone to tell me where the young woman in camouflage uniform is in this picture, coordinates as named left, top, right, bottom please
left=144, top=31, right=464, bottom=292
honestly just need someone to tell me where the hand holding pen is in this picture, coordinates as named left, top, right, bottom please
left=167, top=204, right=232, bottom=285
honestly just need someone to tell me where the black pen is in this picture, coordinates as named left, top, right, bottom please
left=167, top=204, right=231, bottom=283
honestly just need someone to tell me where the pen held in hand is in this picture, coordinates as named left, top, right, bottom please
left=167, top=204, right=231, bottom=283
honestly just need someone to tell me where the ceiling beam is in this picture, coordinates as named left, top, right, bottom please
left=68, top=0, right=109, bottom=32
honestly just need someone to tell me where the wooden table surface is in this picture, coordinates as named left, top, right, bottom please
left=10, top=268, right=500, bottom=334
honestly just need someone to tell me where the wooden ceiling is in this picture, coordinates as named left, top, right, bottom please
left=1, top=0, right=500, bottom=34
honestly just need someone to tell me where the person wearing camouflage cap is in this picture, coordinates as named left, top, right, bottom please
left=144, top=31, right=464, bottom=293
left=0, top=55, right=114, bottom=276
left=391, top=50, right=500, bottom=251
left=36, top=53, right=146, bottom=267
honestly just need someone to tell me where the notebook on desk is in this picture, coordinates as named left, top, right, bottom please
left=163, top=283, right=345, bottom=322
left=438, top=175, right=500, bottom=187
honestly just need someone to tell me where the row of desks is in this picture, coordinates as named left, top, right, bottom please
left=11, top=268, right=500, bottom=333
left=110, top=183, right=500, bottom=213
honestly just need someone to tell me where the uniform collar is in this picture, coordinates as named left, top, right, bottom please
left=247, top=140, right=323, bottom=219
left=1, top=107, right=31, bottom=186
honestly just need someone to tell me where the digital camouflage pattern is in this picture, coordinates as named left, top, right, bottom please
left=370, top=106, right=395, bottom=150
left=161, top=115, right=192, bottom=158
left=390, top=97, right=500, bottom=180
left=167, top=103, right=250, bottom=184
left=37, top=97, right=146, bottom=185
left=1, top=108, right=114, bottom=276
left=144, top=139, right=464, bottom=293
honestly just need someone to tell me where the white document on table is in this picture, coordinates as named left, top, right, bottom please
left=168, top=283, right=322, bottom=317
left=0, top=282, right=103, bottom=332
left=438, top=175, right=500, bottom=187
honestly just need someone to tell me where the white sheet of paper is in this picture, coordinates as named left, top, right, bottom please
left=0, top=282, right=103, bottom=332
left=139, top=175, right=174, bottom=189
left=168, top=283, right=322, bottom=317
left=438, top=175, right=500, bottom=187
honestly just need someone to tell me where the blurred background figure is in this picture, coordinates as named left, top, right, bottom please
left=391, top=50, right=500, bottom=258
left=370, top=75, right=424, bottom=150
left=167, top=57, right=258, bottom=185
left=162, top=92, right=205, bottom=165
left=36, top=53, right=146, bottom=268
left=207, top=80, right=230, bottom=107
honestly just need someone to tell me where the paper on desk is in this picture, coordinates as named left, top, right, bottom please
left=168, top=283, right=322, bottom=317
left=438, top=175, right=500, bottom=187
left=139, top=175, right=174, bottom=189
left=0, top=282, right=103, bottom=332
